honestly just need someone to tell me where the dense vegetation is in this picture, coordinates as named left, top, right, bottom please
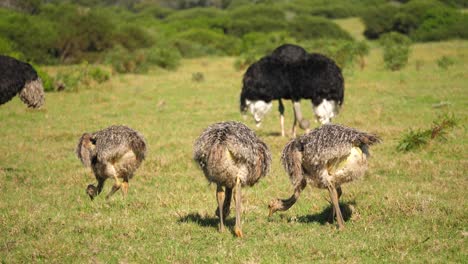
left=1, top=0, right=467, bottom=75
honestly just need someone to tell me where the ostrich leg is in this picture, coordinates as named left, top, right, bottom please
left=121, top=176, right=129, bottom=197
left=216, top=187, right=232, bottom=219
left=279, top=99, right=285, bottom=137
left=330, top=186, right=342, bottom=223
left=234, top=177, right=243, bottom=238
left=105, top=164, right=122, bottom=199
left=216, top=184, right=226, bottom=232
left=328, top=185, right=345, bottom=230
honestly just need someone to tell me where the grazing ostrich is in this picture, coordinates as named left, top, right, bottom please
left=193, top=121, right=271, bottom=237
left=76, top=125, right=147, bottom=200
left=269, top=124, right=380, bottom=230
left=0, top=55, right=45, bottom=108
left=240, top=44, right=344, bottom=137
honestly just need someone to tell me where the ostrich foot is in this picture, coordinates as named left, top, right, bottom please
left=234, top=227, right=243, bottom=238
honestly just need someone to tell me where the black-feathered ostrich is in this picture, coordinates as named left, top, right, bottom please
left=0, top=55, right=45, bottom=108
left=193, top=121, right=271, bottom=237
left=269, top=124, right=380, bottom=230
left=240, top=44, right=344, bottom=137
left=76, top=125, right=147, bottom=200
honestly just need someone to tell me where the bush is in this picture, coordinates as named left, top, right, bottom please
left=53, top=62, right=111, bottom=91
left=172, top=28, right=240, bottom=56
left=226, top=4, right=287, bottom=36
left=412, top=7, right=468, bottom=41
left=234, top=31, right=295, bottom=70
left=302, top=39, right=367, bottom=69
left=437, top=56, right=456, bottom=69
left=288, top=15, right=353, bottom=41
left=362, top=4, right=399, bottom=39
left=0, top=9, right=58, bottom=63
left=379, top=32, right=411, bottom=71
left=105, top=45, right=180, bottom=73
left=32, top=64, right=55, bottom=92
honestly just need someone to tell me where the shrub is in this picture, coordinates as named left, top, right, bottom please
left=288, top=15, right=353, bottom=41
left=234, top=31, right=295, bottom=70
left=53, top=62, right=111, bottom=91
left=32, top=64, right=55, bottom=92
left=379, top=32, right=411, bottom=71
left=105, top=45, right=180, bottom=73
left=226, top=4, right=287, bottom=36
left=362, top=4, right=399, bottom=39
left=412, top=7, right=468, bottom=41
left=437, top=56, right=456, bottom=69
left=301, top=39, right=366, bottom=69
left=0, top=9, right=58, bottom=63
left=172, top=28, right=240, bottom=56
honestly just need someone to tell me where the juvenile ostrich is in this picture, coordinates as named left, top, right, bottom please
left=269, top=124, right=380, bottom=229
left=0, top=55, right=45, bottom=108
left=240, top=44, right=344, bottom=137
left=76, top=125, right=147, bottom=200
left=193, top=121, right=271, bottom=237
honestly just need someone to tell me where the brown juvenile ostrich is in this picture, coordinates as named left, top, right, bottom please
left=0, top=55, right=45, bottom=108
left=76, top=125, right=147, bottom=200
left=269, top=124, right=380, bottom=229
left=193, top=121, right=271, bottom=237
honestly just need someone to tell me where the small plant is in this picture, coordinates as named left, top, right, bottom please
left=53, top=62, right=111, bottom=92
left=380, top=32, right=412, bottom=71
left=436, top=56, right=455, bottom=70
left=192, top=72, right=204, bottom=82
left=397, top=114, right=458, bottom=151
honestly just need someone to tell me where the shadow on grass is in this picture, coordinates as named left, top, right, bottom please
left=296, top=202, right=355, bottom=225
left=178, top=213, right=235, bottom=231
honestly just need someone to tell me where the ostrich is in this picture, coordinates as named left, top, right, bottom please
left=269, top=124, right=380, bottom=229
left=76, top=125, right=147, bottom=200
left=0, top=55, right=45, bottom=108
left=240, top=44, right=344, bottom=137
left=193, top=121, right=271, bottom=237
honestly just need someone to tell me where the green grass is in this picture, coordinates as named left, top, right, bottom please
left=1, top=37, right=467, bottom=263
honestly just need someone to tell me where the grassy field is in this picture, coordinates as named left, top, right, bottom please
left=1, top=30, right=467, bottom=262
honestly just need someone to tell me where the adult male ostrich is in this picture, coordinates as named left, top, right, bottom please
left=0, top=55, right=45, bottom=108
left=269, top=124, right=380, bottom=230
left=240, top=44, right=344, bottom=137
left=193, top=121, right=271, bottom=237
left=76, top=125, right=147, bottom=200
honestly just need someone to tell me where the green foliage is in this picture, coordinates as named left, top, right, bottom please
left=227, top=4, right=286, bottom=36
left=362, top=0, right=468, bottom=41
left=379, top=32, right=411, bottom=71
left=172, top=28, right=240, bottom=57
left=0, top=9, right=58, bottom=63
left=362, top=4, right=399, bottom=39
left=234, top=31, right=295, bottom=70
left=54, top=62, right=111, bottom=91
left=288, top=15, right=353, bottom=41
left=31, top=64, right=55, bottom=92
left=112, top=25, right=155, bottom=51
left=412, top=7, right=468, bottom=41
left=397, top=114, right=458, bottom=151
left=302, top=39, right=368, bottom=69
left=105, top=45, right=180, bottom=73
left=437, top=55, right=456, bottom=69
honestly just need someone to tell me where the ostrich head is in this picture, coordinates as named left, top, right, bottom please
left=86, top=184, right=99, bottom=200
left=76, top=133, right=97, bottom=168
left=268, top=199, right=283, bottom=217
left=245, top=100, right=273, bottom=127
left=312, top=99, right=340, bottom=125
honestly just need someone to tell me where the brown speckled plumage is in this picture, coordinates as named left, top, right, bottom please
left=270, top=124, right=380, bottom=229
left=0, top=55, right=45, bottom=108
left=76, top=125, right=147, bottom=200
left=193, top=121, right=271, bottom=237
